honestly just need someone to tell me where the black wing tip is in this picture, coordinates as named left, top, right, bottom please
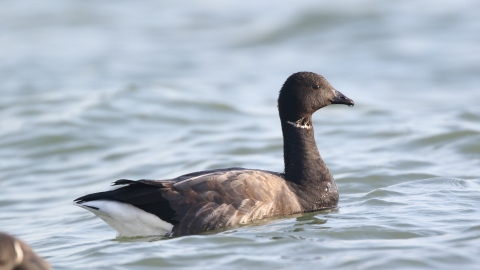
left=112, top=179, right=136, bottom=186
left=73, top=179, right=162, bottom=203
left=73, top=196, right=84, bottom=203
left=112, top=179, right=159, bottom=186
left=83, top=205, right=99, bottom=210
left=73, top=196, right=88, bottom=203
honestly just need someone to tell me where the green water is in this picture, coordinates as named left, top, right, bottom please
left=1, top=1, right=479, bottom=269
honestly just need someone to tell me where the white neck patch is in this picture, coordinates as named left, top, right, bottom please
left=286, top=119, right=312, bottom=129
left=14, top=240, right=24, bottom=266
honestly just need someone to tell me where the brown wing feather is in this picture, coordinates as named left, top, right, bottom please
left=161, top=170, right=302, bottom=236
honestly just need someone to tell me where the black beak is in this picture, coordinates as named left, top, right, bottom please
left=331, top=90, right=354, bottom=106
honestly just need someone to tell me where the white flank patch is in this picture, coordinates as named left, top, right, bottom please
left=74, top=200, right=173, bottom=237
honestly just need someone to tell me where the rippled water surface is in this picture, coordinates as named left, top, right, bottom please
left=1, top=1, right=479, bottom=269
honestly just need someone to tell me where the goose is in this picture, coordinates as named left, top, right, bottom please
left=74, top=71, right=354, bottom=237
left=0, top=232, right=51, bottom=270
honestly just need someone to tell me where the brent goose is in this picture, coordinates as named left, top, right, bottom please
left=74, top=72, right=354, bottom=237
left=0, top=232, right=51, bottom=270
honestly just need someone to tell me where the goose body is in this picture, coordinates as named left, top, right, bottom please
left=74, top=72, right=354, bottom=237
left=0, top=232, right=51, bottom=270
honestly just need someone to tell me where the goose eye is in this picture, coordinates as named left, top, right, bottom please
left=312, top=85, right=320, bottom=89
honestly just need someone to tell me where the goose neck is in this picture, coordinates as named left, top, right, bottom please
left=281, top=117, right=332, bottom=186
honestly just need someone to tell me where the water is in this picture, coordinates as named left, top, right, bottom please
left=1, top=1, right=479, bottom=269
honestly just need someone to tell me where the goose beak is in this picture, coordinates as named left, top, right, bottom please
left=331, top=90, right=354, bottom=106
